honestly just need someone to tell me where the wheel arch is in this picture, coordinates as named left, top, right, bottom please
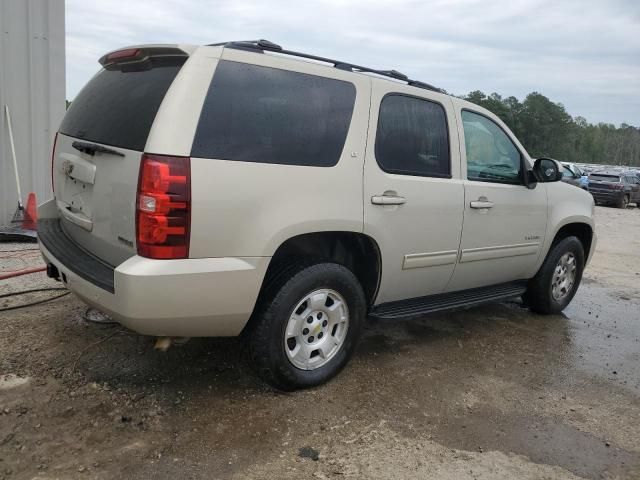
left=549, top=221, right=594, bottom=263
left=262, top=231, right=382, bottom=307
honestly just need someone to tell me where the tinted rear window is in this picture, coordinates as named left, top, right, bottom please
left=191, top=60, right=356, bottom=167
left=589, top=174, right=620, bottom=182
left=59, top=59, right=184, bottom=151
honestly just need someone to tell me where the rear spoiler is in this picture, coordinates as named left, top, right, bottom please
left=98, top=45, right=193, bottom=68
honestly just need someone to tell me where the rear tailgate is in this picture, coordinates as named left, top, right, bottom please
left=588, top=174, right=621, bottom=197
left=53, top=46, right=188, bottom=266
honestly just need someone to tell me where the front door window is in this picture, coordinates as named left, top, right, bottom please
left=462, top=110, right=522, bottom=184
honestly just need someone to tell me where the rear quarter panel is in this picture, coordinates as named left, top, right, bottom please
left=187, top=49, right=371, bottom=258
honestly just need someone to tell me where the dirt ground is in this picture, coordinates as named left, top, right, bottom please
left=1, top=206, right=639, bottom=480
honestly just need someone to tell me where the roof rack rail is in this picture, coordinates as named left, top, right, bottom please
left=207, top=39, right=444, bottom=93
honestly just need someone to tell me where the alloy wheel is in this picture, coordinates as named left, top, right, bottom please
left=551, top=252, right=577, bottom=301
left=284, top=289, right=349, bottom=370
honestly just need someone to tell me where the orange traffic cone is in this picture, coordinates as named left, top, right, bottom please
left=22, top=192, right=38, bottom=231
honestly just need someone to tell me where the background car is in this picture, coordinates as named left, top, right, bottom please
left=588, top=170, right=640, bottom=208
left=561, top=165, right=582, bottom=187
left=562, top=162, right=588, bottom=189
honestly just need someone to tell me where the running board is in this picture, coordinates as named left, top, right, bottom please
left=369, top=281, right=528, bottom=320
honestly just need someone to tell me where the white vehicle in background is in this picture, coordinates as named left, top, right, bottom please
left=39, top=40, right=596, bottom=390
left=562, top=162, right=589, bottom=189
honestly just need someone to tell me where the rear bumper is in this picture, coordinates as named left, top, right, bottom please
left=37, top=207, right=269, bottom=337
left=589, top=190, right=623, bottom=203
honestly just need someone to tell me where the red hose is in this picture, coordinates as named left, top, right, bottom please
left=0, top=266, right=46, bottom=280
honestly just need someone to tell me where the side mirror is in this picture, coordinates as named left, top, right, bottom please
left=533, top=158, right=563, bottom=183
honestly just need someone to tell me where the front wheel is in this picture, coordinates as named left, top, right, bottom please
left=524, top=236, right=585, bottom=314
left=246, top=262, right=366, bottom=390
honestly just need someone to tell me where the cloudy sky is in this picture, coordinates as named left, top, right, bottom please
left=66, top=0, right=640, bottom=126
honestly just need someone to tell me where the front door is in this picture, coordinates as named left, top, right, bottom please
left=446, top=106, right=548, bottom=292
left=363, top=85, right=464, bottom=304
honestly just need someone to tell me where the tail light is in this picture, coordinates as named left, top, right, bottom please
left=51, top=132, right=59, bottom=193
left=136, top=154, right=191, bottom=259
left=98, top=48, right=142, bottom=67
left=105, top=48, right=140, bottom=63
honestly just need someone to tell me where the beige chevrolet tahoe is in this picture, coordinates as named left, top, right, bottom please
left=39, top=40, right=596, bottom=390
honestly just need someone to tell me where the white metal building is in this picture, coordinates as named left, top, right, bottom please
left=0, top=0, right=65, bottom=225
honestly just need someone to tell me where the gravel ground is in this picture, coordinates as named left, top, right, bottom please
left=1, top=205, right=639, bottom=480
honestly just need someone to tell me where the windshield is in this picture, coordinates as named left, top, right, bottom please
left=562, top=166, right=574, bottom=178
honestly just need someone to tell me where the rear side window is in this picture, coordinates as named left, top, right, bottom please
left=375, top=94, right=450, bottom=177
left=59, top=59, right=185, bottom=151
left=192, top=60, right=356, bottom=167
left=589, top=174, right=620, bottom=182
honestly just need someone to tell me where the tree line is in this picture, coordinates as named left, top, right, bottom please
left=462, top=91, right=640, bottom=167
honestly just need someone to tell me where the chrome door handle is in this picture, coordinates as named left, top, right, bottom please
left=470, top=198, right=494, bottom=209
left=371, top=194, right=407, bottom=206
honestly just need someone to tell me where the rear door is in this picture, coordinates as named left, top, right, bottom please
left=53, top=47, right=189, bottom=266
left=363, top=84, right=464, bottom=304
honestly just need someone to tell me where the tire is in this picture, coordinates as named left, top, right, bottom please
left=247, top=262, right=366, bottom=391
left=617, top=194, right=629, bottom=209
left=524, top=236, right=585, bottom=315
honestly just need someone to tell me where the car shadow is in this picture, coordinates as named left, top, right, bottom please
left=64, top=298, right=570, bottom=398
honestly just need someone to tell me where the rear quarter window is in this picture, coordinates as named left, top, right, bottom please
left=191, top=60, right=356, bottom=167
left=589, top=175, right=620, bottom=182
left=59, top=59, right=185, bottom=151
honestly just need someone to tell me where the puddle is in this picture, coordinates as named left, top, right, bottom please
left=0, top=374, right=31, bottom=390
left=435, top=412, right=640, bottom=479
left=564, top=283, right=640, bottom=392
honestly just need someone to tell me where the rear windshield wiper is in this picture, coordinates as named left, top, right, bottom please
left=72, top=141, right=125, bottom=157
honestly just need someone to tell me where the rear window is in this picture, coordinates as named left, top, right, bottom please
left=191, top=60, right=356, bottom=167
left=59, top=59, right=185, bottom=151
left=589, top=174, right=620, bottom=182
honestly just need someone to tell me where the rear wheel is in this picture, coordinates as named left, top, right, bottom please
left=247, top=262, right=366, bottom=390
left=524, top=236, right=585, bottom=314
left=617, top=194, right=629, bottom=209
